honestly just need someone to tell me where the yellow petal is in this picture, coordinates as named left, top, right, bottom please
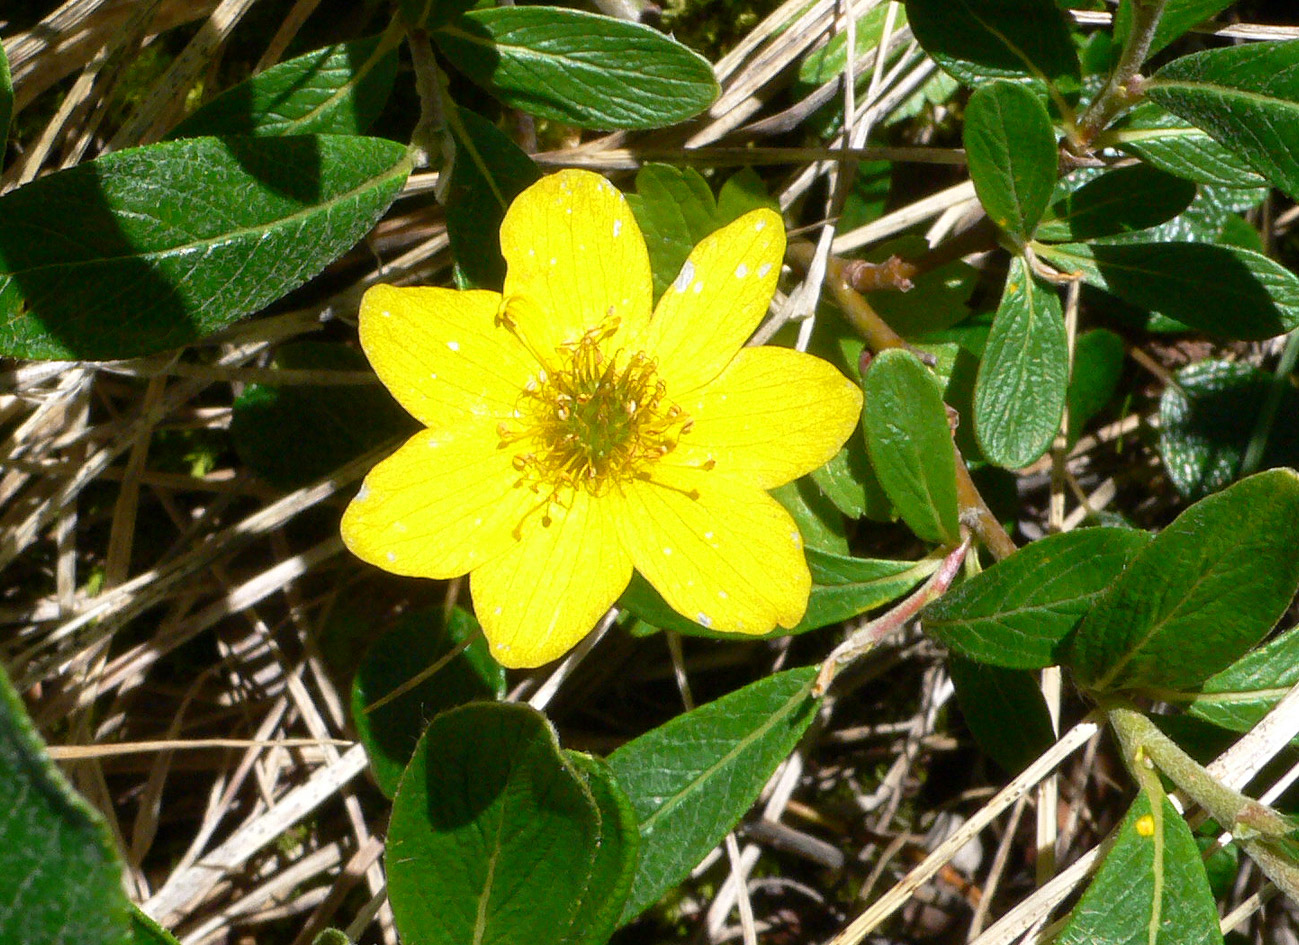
left=471, top=489, right=632, bottom=668
left=672, top=346, right=863, bottom=489
left=614, top=468, right=810, bottom=635
left=359, top=284, right=535, bottom=429
left=499, top=169, right=653, bottom=358
left=640, top=208, right=785, bottom=395
left=341, top=424, right=535, bottom=579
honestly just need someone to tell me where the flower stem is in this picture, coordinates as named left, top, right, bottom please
left=1107, top=704, right=1299, bottom=900
left=1073, top=0, right=1166, bottom=147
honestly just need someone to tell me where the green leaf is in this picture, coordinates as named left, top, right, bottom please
left=1114, top=0, right=1236, bottom=61
left=1159, top=360, right=1299, bottom=500
left=131, top=908, right=181, bottom=945
left=619, top=549, right=931, bottom=638
left=963, top=81, right=1058, bottom=243
left=444, top=107, right=539, bottom=289
left=1056, top=792, right=1224, bottom=945
left=562, top=753, right=640, bottom=945
left=974, top=256, right=1068, bottom=469
left=903, top=0, right=1080, bottom=91
left=231, top=342, right=416, bottom=491
left=797, top=3, right=907, bottom=88
left=401, top=0, right=479, bottom=29
left=311, top=932, right=353, bottom=945
left=1186, top=625, right=1299, bottom=735
left=948, top=657, right=1054, bottom=774
left=924, top=527, right=1151, bottom=669
left=434, top=7, right=719, bottom=130
left=0, top=41, right=11, bottom=158
left=808, top=439, right=888, bottom=521
left=1067, top=328, right=1126, bottom=444
left=388, top=703, right=601, bottom=945
left=608, top=668, right=819, bottom=921
left=0, top=135, right=409, bottom=359
left=351, top=606, right=504, bottom=799
left=1116, top=102, right=1267, bottom=189
left=626, top=164, right=775, bottom=299
left=1069, top=469, right=1299, bottom=694
left=170, top=36, right=398, bottom=137
left=1036, top=164, right=1197, bottom=242
left=862, top=348, right=961, bottom=545
left=0, top=664, right=134, bottom=945
left=1148, top=39, right=1299, bottom=201
left=1036, top=240, right=1299, bottom=341
left=771, top=476, right=850, bottom=555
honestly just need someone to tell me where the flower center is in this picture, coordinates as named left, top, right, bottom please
left=500, top=321, right=691, bottom=498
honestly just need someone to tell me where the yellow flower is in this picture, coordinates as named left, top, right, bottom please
left=342, top=169, right=863, bottom=668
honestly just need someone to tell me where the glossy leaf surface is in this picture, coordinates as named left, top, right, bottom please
left=925, top=527, right=1150, bottom=669
left=1148, top=39, right=1299, bottom=200
left=974, top=256, right=1068, bottom=469
left=1069, top=470, right=1299, bottom=694
left=387, top=703, right=601, bottom=945
left=171, top=36, right=398, bottom=137
left=444, top=107, right=540, bottom=288
left=862, top=349, right=960, bottom=545
left=351, top=606, right=503, bottom=798
left=0, top=666, right=133, bottom=945
left=904, top=0, right=1079, bottom=90
left=1117, top=103, right=1267, bottom=189
left=608, top=668, right=819, bottom=921
left=434, top=7, right=718, bottom=129
left=0, top=135, right=409, bottom=359
left=1037, top=241, right=1299, bottom=340
left=963, top=81, right=1057, bottom=243
left=1036, top=164, right=1197, bottom=242
left=1188, top=625, right=1299, bottom=734
left=1056, top=793, right=1223, bottom=945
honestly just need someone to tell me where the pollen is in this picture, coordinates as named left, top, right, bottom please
left=499, top=318, right=693, bottom=497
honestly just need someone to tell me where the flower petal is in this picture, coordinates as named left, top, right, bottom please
left=500, top=169, right=653, bottom=357
left=471, top=489, right=632, bottom=668
left=614, top=469, right=810, bottom=635
left=640, top=208, right=785, bottom=395
left=672, top=346, right=863, bottom=489
left=359, top=284, right=535, bottom=429
left=341, top=424, right=535, bottom=579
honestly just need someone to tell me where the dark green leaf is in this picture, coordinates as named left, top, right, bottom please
left=402, top=0, right=479, bottom=29
left=1117, top=102, right=1267, bottom=189
left=862, top=348, right=961, bottom=544
left=1114, top=0, right=1236, bottom=61
left=1036, top=241, right=1299, bottom=340
left=949, top=657, right=1054, bottom=774
left=903, top=0, right=1080, bottom=91
left=388, top=703, right=600, bottom=945
left=1159, top=360, right=1299, bottom=500
left=0, top=665, right=134, bottom=945
left=1056, top=792, right=1224, bottom=945
left=0, top=41, right=11, bottom=158
left=771, top=476, right=850, bottom=555
left=1067, top=328, right=1125, bottom=444
left=797, top=4, right=906, bottom=88
left=1187, top=625, right=1299, bottom=734
left=925, top=527, right=1151, bottom=669
left=351, top=606, right=503, bottom=798
left=434, top=7, right=718, bottom=130
left=1148, top=39, right=1299, bottom=200
left=620, top=549, right=930, bottom=639
left=562, top=753, right=640, bottom=945
left=444, top=108, right=539, bottom=289
left=963, top=81, right=1058, bottom=243
left=231, top=342, right=416, bottom=490
left=170, top=36, right=398, bottom=137
left=608, top=668, right=819, bottom=921
left=131, top=908, right=180, bottom=945
left=1036, top=164, right=1197, bottom=242
left=974, top=256, right=1068, bottom=468
left=1069, top=469, right=1299, bottom=694
left=0, top=135, right=409, bottom=359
